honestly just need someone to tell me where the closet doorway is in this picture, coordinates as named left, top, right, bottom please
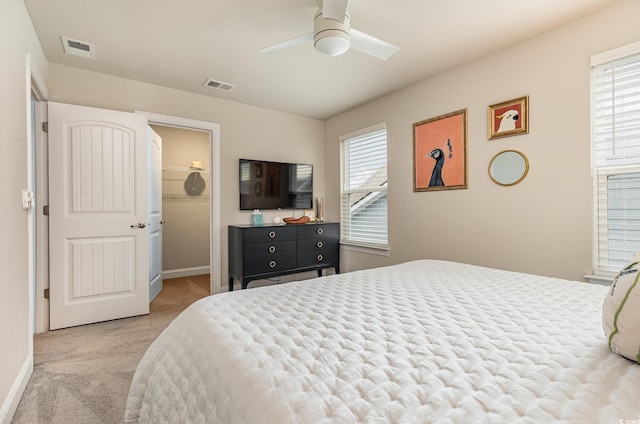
left=143, top=110, right=221, bottom=298
left=150, top=124, right=212, bottom=291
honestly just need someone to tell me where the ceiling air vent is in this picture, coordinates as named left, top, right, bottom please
left=203, top=78, right=236, bottom=92
left=61, top=36, right=96, bottom=59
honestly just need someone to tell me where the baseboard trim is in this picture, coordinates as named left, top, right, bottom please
left=162, top=266, right=210, bottom=280
left=0, top=355, right=33, bottom=424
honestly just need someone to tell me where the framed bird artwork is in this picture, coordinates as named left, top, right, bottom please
left=488, top=95, right=529, bottom=140
left=413, top=109, right=468, bottom=192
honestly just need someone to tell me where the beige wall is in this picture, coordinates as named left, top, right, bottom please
left=2, top=0, right=637, bottom=418
left=0, top=0, right=47, bottom=420
left=47, top=63, right=326, bottom=288
left=326, top=0, right=640, bottom=281
left=151, top=125, right=211, bottom=272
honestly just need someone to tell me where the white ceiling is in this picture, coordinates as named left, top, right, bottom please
left=24, top=0, right=619, bottom=120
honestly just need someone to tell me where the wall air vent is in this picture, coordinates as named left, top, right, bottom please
left=61, top=36, right=96, bottom=59
left=203, top=78, right=236, bottom=92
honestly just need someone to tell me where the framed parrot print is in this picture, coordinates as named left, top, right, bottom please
left=488, top=95, right=529, bottom=140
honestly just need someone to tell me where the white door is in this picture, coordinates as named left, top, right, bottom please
left=148, top=128, right=163, bottom=302
left=48, top=102, right=149, bottom=329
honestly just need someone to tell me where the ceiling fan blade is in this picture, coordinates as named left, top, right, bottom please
left=259, top=33, right=314, bottom=54
left=322, top=0, right=349, bottom=22
left=350, top=29, right=399, bottom=61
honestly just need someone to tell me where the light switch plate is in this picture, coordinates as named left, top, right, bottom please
left=21, top=189, right=33, bottom=210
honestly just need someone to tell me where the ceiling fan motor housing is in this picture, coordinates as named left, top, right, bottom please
left=313, top=8, right=350, bottom=56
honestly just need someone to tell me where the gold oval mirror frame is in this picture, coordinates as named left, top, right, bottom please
left=488, top=150, right=529, bottom=186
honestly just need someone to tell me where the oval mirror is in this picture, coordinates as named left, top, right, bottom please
left=488, top=150, right=529, bottom=186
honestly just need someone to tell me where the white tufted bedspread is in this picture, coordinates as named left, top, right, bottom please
left=124, top=260, right=640, bottom=423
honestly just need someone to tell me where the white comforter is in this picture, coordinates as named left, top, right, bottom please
left=125, top=260, right=640, bottom=423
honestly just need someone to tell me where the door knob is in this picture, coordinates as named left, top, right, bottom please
left=130, top=222, right=146, bottom=229
left=160, top=220, right=166, bottom=225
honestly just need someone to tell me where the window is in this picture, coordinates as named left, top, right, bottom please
left=339, top=123, right=388, bottom=249
left=592, top=42, right=640, bottom=275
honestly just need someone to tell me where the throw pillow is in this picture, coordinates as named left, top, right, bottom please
left=603, top=252, right=640, bottom=363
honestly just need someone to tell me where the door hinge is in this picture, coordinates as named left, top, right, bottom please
left=44, top=288, right=50, bottom=299
left=42, top=122, right=49, bottom=133
left=43, top=205, right=49, bottom=216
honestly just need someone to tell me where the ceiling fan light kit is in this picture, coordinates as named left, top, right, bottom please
left=259, top=0, right=398, bottom=61
left=313, top=9, right=351, bottom=56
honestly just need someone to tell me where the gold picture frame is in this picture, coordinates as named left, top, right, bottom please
left=413, top=109, right=468, bottom=192
left=488, top=95, right=529, bottom=140
left=303, top=209, right=316, bottom=222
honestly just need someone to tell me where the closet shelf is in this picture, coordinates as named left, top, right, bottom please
left=163, top=166, right=209, bottom=173
left=163, top=176, right=210, bottom=183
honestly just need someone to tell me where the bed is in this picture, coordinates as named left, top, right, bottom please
left=124, top=260, right=640, bottom=423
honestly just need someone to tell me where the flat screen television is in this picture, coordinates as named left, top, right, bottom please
left=239, top=159, right=313, bottom=210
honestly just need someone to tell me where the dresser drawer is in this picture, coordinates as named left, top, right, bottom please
left=243, top=225, right=296, bottom=244
left=297, top=238, right=339, bottom=254
left=298, top=251, right=339, bottom=268
left=244, top=255, right=297, bottom=275
left=244, top=241, right=295, bottom=258
left=297, top=224, right=339, bottom=240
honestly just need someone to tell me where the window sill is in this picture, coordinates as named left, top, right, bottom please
left=584, top=274, right=614, bottom=286
left=340, top=243, right=390, bottom=257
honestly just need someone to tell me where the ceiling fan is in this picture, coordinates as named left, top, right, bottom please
left=259, top=0, right=399, bottom=60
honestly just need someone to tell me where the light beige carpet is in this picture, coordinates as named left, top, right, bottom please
left=11, top=275, right=211, bottom=424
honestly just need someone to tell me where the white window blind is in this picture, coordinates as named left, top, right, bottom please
left=592, top=46, right=640, bottom=275
left=340, top=125, right=388, bottom=249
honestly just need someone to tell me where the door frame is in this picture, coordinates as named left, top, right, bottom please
left=7, top=52, right=48, bottom=424
left=137, top=111, right=221, bottom=295
left=28, top=54, right=49, bottom=334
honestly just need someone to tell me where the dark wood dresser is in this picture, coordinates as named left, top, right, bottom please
left=228, top=222, right=340, bottom=290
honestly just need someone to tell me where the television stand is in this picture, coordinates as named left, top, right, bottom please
left=228, top=222, right=340, bottom=290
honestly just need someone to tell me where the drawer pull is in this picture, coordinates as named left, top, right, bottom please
left=316, top=241, right=323, bottom=248
left=316, top=228, right=323, bottom=235
left=316, top=254, right=323, bottom=262
left=268, top=231, right=276, bottom=239
left=269, top=260, right=276, bottom=268
left=268, top=245, right=276, bottom=253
